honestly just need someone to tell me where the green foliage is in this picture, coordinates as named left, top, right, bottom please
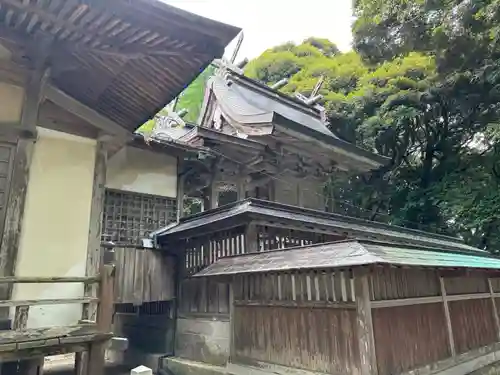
left=138, top=65, right=215, bottom=134
left=247, top=27, right=500, bottom=252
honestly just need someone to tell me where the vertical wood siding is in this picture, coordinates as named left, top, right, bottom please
left=449, top=299, right=497, bottom=354
left=113, top=247, right=175, bottom=304
left=373, top=303, right=450, bottom=374
left=256, top=226, right=343, bottom=252
left=233, top=305, right=360, bottom=375
left=179, top=277, right=230, bottom=315
left=444, top=276, right=489, bottom=295
left=234, top=270, right=355, bottom=303
left=370, top=267, right=440, bottom=300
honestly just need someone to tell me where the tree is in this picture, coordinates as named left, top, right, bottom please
left=246, top=34, right=500, bottom=251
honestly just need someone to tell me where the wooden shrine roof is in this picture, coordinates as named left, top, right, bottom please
left=193, top=239, right=500, bottom=277
left=198, top=64, right=388, bottom=171
left=0, top=0, right=240, bottom=131
left=153, top=198, right=478, bottom=253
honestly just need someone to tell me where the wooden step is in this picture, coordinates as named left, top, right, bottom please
left=0, top=324, right=112, bottom=362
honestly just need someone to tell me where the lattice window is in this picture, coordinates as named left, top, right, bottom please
left=101, top=189, right=176, bottom=244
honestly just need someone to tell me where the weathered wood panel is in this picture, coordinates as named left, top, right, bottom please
left=372, top=303, right=450, bottom=374
left=256, top=226, right=342, bottom=252
left=184, top=228, right=245, bottom=276
left=233, top=305, right=360, bottom=374
left=179, top=277, right=230, bottom=315
left=114, top=247, right=174, bottom=304
left=234, top=270, right=355, bottom=303
left=370, top=267, right=440, bottom=300
left=490, top=278, right=500, bottom=293
left=449, top=299, right=497, bottom=354
left=444, top=275, right=489, bottom=295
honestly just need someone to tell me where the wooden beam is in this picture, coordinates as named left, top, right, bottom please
left=440, top=276, right=456, bottom=357
left=82, top=141, right=107, bottom=322
left=371, top=293, right=491, bottom=308
left=43, top=84, right=131, bottom=139
left=244, top=224, right=259, bottom=253
left=0, top=276, right=99, bottom=284
left=354, top=269, right=377, bottom=375
left=488, top=278, right=500, bottom=341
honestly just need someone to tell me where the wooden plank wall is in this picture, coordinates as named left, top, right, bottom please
left=180, top=225, right=344, bottom=319
left=179, top=278, right=230, bottom=316
left=371, top=267, right=500, bottom=374
left=373, top=304, right=450, bottom=374
left=183, top=226, right=342, bottom=276
left=256, top=226, right=342, bottom=252
left=232, top=270, right=359, bottom=374
left=233, top=305, right=359, bottom=375
left=449, top=299, right=497, bottom=354
left=114, top=247, right=175, bottom=304
left=235, top=270, right=355, bottom=303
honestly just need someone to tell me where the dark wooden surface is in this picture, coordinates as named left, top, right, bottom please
left=449, top=299, right=497, bottom=354
left=373, top=303, right=450, bottom=374
left=233, top=305, right=360, bottom=375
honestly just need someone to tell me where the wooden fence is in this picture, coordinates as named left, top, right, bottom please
left=0, top=249, right=116, bottom=375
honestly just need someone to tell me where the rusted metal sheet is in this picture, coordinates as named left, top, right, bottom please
left=449, top=299, right=497, bottom=354
left=373, top=303, right=450, bottom=374
left=233, top=305, right=360, bottom=375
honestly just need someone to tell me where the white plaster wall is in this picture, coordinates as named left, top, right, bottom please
left=0, top=82, right=23, bottom=123
left=106, top=146, right=177, bottom=198
left=12, top=127, right=96, bottom=328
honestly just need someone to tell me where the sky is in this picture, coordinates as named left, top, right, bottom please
left=163, top=0, right=354, bottom=60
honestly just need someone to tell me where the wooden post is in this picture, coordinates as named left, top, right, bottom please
left=229, top=282, right=235, bottom=362
left=354, top=268, right=377, bottom=375
left=86, top=247, right=115, bottom=375
left=440, top=276, right=456, bottom=356
left=488, top=278, right=500, bottom=341
left=244, top=224, right=258, bottom=253
left=82, top=141, right=107, bottom=322
left=75, top=141, right=108, bottom=375
left=236, top=175, right=246, bottom=201
left=176, top=171, right=185, bottom=221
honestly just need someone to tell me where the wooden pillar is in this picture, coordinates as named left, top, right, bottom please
left=244, top=224, right=259, bottom=253
left=76, top=142, right=107, bottom=375
left=488, top=278, right=500, bottom=341
left=0, top=58, right=49, bottom=320
left=176, top=171, right=185, bottom=221
left=440, top=276, right=456, bottom=356
left=209, top=182, right=218, bottom=209
left=82, top=141, right=107, bottom=322
left=354, top=268, right=377, bottom=375
left=236, top=176, right=246, bottom=201
left=86, top=248, right=116, bottom=375
left=228, top=282, right=235, bottom=362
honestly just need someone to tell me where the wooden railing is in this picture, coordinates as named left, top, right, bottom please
left=0, top=248, right=116, bottom=375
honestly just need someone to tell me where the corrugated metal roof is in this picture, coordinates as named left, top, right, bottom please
left=193, top=240, right=500, bottom=277
left=153, top=199, right=478, bottom=253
